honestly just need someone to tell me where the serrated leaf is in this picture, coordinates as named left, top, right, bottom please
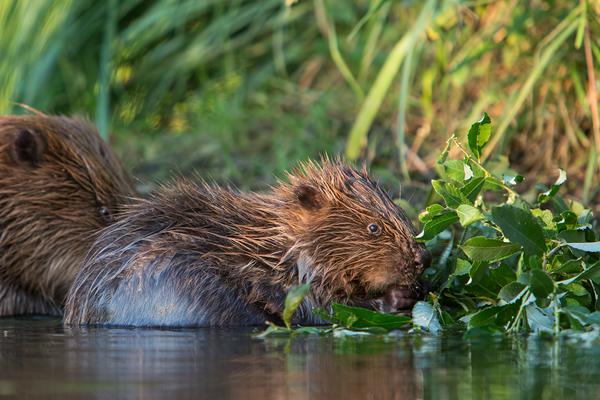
left=491, top=205, right=547, bottom=257
left=567, top=242, right=600, bottom=253
left=498, top=282, right=528, bottom=303
left=460, top=177, right=486, bottom=203
left=431, top=180, right=471, bottom=209
left=456, top=204, right=486, bottom=227
left=538, top=168, right=567, bottom=204
left=283, top=284, right=311, bottom=329
left=412, top=301, right=443, bottom=332
left=467, top=113, right=492, bottom=161
left=331, top=303, right=411, bottom=330
left=415, top=211, right=459, bottom=242
left=459, top=237, right=521, bottom=262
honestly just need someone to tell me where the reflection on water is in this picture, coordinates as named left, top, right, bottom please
left=0, top=317, right=599, bottom=399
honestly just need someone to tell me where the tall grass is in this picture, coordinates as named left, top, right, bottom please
left=0, top=0, right=598, bottom=202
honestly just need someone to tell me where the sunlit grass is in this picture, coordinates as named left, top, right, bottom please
left=0, top=0, right=598, bottom=205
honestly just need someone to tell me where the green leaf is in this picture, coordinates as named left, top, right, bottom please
left=538, top=168, right=567, bottom=203
left=459, top=237, right=521, bottom=262
left=454, top=258, right=472, bottom=276
left=578, top=209, right=593, bottom=225
left=518, top=270, right=554, bottom=300
left=415, top=211, right=459, bottom=242
left=456, top=204, right=486, bottom=227
left=550, top=258, right=583, bottom=275
left=331, top=303, right=411, bottom=330
left=283, top=284, right=311, bottom=330
left=559, top=260, right=600, bottom=284
left=412, top=301, right=443, bottom=332
left=431, top=180, right=471, bottom=208
left=460, top=177, right=486, bottom=203
left=467, top=112, right=492, bottom=161
left=442, top=160, right=467, bottom=182
left=468, top=261, right=488, bottom=285
left=419, top=204, right=445, bottom=223
left=465, top=274, right=503, bottom=299
left=467, top=303, right=513, bottom=329
left=558, top=229, right=585, bottom=243
left=491, top=205, right=547, bottom=257
left=498, top=282, right=528, bottom=303
left=489, top=262, right=517, bottom=287
left=441, top=160, right=474, bottom=183
left=531, top=209, right=557, bottom=239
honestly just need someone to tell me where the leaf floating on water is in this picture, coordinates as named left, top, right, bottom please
left=412, top=302, right=443, bottom=332
left=331, top=303, right=411, bottom=330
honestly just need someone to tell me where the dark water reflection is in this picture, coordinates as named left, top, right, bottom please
left=1, top=317, right=600, bottom=399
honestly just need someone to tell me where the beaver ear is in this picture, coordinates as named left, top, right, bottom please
left=296, top=184, right=323, bottom=210
left=11, top=128, right=45, bottom=167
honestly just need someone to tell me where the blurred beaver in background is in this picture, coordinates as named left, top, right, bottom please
left=64, top=158, right=431, bottom=327
left=0, top=114, right=139, bottom=316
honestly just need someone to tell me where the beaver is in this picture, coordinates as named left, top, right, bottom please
left=0, top=114, right=139, bottom=316
left=63, top=158, right=431, bottom=327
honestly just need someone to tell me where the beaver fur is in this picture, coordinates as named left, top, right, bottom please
left=0, top=114, right=138, bottom=316
left=64, top=158, right=430, bottom=327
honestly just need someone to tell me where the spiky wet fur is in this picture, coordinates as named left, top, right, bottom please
left=64, top=158, right=430, bottom=327
left=0, top=114, right=138, bottom=315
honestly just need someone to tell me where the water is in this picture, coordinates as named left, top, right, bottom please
left=1, top=317, right=600, bottom=399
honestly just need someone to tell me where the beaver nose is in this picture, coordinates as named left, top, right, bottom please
left=413, top=246, right=432, bottom=272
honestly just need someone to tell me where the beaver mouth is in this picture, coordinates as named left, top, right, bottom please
left=356, top=280, right=432, bottom=314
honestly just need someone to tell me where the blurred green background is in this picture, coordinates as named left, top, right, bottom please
left=1, top=0, right=598, bottom=217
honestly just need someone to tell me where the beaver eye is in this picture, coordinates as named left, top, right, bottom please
left=98, top=206, right=113, bottom=223
left=367, top=223, right=381, bottom=235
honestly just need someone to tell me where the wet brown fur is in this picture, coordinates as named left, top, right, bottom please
left=0, top=114, right=139, bottom=316
left=64, top=158, right=430, bottom=327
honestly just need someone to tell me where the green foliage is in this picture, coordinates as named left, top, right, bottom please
left=269, top=114, right=600, bottom=338
left=424, top=115, right=600, bottom=335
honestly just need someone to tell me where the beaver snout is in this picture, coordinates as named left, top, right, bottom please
left=412, top=245, right=432, bottom=273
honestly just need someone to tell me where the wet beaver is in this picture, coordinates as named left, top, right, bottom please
left=0, top=114, right=139, bottom=316
left=64, top=158, right=431, bottom=327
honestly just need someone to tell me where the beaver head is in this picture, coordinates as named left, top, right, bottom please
left=275, top=158, right=431, bottom=310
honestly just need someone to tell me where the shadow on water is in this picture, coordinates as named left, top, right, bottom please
left=1, top=316, right=600, bottom=399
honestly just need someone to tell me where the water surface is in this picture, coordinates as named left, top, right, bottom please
left=1, top=316, right=599, bottom=399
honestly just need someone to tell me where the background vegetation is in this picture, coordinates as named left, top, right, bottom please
left=1, top=0, right=598, bottom=199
